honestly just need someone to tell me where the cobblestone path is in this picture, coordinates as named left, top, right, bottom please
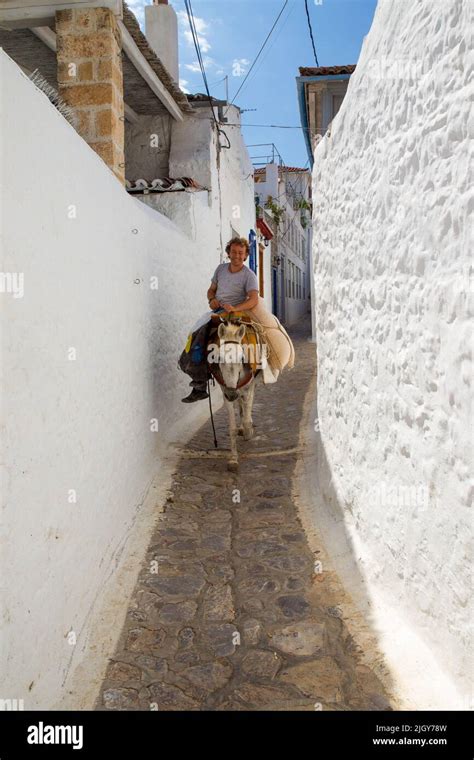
left=96, top=315, right=393, bottom=711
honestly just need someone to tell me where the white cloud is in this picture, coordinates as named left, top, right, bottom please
left=179, top=79, right=190, bottom=94
left=185, top=62, right=201, bottom=73
left=176, top=9, right=211, bottom=54
left=127, top=0, right=145, bottom=28
left=185, top=56, right=216, bottom=73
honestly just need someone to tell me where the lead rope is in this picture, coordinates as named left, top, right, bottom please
left=207, top=374, right=218, bottom=448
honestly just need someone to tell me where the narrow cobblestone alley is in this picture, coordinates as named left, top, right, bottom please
left=96, top=316, right=394, bottom=711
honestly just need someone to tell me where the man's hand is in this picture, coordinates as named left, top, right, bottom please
left=220, top=303, right=235, bottom=312
left=229, top=290, right=259, bottom=312
left=209, top=297, right=220, bottom=309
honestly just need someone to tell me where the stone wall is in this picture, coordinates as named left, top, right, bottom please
left=56, top=6, right=125, bottom=182
left=309, top=0, right=471, bottom=705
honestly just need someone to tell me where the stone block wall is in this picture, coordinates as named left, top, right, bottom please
left=56, top=6, right=125, bottom=183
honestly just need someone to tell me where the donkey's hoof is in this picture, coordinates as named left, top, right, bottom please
left=227, top=460, right=239, bottom=472
left=243, top=427, right=254, bottom=441
left=237, top=427, right=243, bottom=436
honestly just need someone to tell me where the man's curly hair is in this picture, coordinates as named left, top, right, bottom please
left=225, top=236, right=250, bottom=256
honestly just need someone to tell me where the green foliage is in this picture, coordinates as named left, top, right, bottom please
left=264, top=196, right=285, bottom=227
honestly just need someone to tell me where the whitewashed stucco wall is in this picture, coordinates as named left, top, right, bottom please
left=216, top=105, right=256, bottom=249
left=0, top=51, right=253, bottom=708
left=309, top=0, right=472, bottom=705
left=145, top=105, right=256, bottom=271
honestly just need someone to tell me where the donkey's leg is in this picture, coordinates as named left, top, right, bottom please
left=237, top=396, right=244, bottom=436
left=241, top=382, right=256, bottom=440
left=225, top=397, right=239, bottom=471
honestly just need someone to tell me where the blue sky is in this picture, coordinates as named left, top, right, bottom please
left=127, top=0, right=377, bottom=167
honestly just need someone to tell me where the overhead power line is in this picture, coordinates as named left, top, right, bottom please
left=217, top=121, right=323, bottom=133
left=184, top=0, right=230, bottom=148
left=304, top=0, right=320, bottom=67
left=224, top=0, right=289, bottom=117
left=229, top=0, right=296, bottom=103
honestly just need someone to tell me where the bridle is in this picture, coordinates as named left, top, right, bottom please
left=207, top=330, right=257, bottom=390
left=208, top=341, right=255, bottom=390
left=205, top=318, right=261, bottom=449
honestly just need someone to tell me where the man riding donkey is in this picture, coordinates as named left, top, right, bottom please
left=178, top=235, right=295, bottom=403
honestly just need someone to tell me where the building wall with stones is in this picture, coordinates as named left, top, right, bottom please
left=307, top=0, right=471, bottom=706
left=0, top=50, right=253, bottom=708
left=56, top=6, right=125, bottom=183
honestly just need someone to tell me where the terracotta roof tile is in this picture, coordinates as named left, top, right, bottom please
left=187, top=93, right=223, bottom=103
left=254, top=166, right=309, bottom=174
left=299, top=64, right=356, bottom=77
left=126, top=176, right=205, bottom=193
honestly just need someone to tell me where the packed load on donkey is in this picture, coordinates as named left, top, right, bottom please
left=178, top=236, right=295, bottom=403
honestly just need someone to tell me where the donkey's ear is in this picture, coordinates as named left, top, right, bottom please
left=218, top=323, right=226, bottom=338
left=237, top=324, right=246, bottom=341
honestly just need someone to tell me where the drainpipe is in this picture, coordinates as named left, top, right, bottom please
left=145, top=0, right=179, bottom=83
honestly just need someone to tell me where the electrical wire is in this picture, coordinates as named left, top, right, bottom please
left=304, top=0, right=320, bottom=67
left=184, top=0, right=230, bottom=263
left=184, top=0, right=231, bottom=148
left=232, top=0, right=297, bottom=101
left=223, top=122, right=323, bottom=132
left=184, top=0, right=217, bottom=124
left=223, top=0, right=289, bottom=118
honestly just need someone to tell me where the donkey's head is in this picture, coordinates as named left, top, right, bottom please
left=216, top=319, right=247, bottom=400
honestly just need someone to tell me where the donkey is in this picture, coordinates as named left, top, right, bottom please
left=208, top=318, right=264, bottom=472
